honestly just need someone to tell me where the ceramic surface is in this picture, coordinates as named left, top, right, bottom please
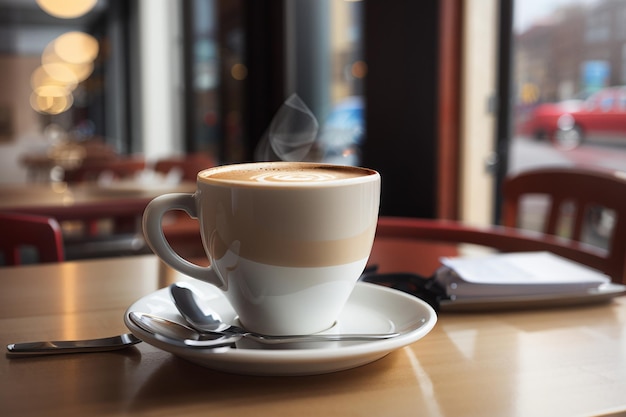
left=124, top=281, right=437, bottom=376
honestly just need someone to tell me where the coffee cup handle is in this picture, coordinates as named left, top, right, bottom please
left=142, top=193, right=225, bottom=288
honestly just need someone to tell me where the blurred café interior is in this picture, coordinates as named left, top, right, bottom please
left=3, top=2, right=626, bottom=415
left=0, top=0, right=496, bottom=213
left=2, top=0, right=626, bottom=267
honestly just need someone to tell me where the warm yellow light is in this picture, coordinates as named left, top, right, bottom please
left=47, top=94, right=73, bottom=114
left=30, top=92, right=54, bottom=112
left=30, top=91, right=74, bottom=115
left=41, top=62, right=79, bottom=85
left=231, top=63, right=248, bottom=81
left=36, top=0, right=97, bottom=19
left=53, top=31, right=99, bottom=64
left=31, top=66, right=76, bottom=92
left=42, top=44, right=94, bottom=82
left=61, top=263, right=80, bottom=340
left=351, top=61, right=368, bottom=79
left=34, top=85, right=70, bottom=98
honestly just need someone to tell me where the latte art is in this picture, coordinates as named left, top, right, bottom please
left=251, top=171, right=337, bottom=183
left=201, top=162, right=372, bottom=186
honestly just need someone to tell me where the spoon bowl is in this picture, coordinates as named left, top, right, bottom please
left=127, top=311, right=240, bottom=350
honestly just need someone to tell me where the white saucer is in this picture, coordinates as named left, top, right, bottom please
left=124, top=281, right=437, bottom=376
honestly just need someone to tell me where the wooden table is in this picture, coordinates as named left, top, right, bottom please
left=1, top=255, right=625, bottom=416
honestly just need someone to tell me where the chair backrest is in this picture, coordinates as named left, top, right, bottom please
left=501, top=167, right=626, bottom=283
left=0, top=212, right=65, bottom=265
left=373, top=216, right=622, bottom=283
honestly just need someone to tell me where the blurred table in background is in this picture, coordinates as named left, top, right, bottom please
left=20, top=138, right=119, bottom=183
left=0, top=181, right=195, bottom=260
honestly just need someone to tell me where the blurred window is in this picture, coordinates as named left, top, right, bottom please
left=182, top=0, right=364, bottom=164
left=600, top=95, right=614, bottom=111
left=182, top=0, right=232, bottom=160
left=507, top=0, right=626, bottom=248
left=618, top=91, right=626, bottom=109
left=285, top=0, right=364, bottom=165
left=585, top=10, right=610, bottom=43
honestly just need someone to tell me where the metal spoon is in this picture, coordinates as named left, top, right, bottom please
left=6, top=333, right=141, bottom=357
left=169, top=282, right=401, bottom=344
left=127, top=311, right=239, bottom=350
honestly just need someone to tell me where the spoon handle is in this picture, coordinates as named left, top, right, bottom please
left=6, top=333, right=141, bottom=357
left=236, top=330, right=401, bottom=344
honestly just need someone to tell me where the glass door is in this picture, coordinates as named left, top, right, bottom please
left=507, top=0, right=626, bottom=246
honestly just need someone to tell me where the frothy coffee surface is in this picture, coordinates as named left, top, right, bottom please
left=201, top=163, right=371, bottom=185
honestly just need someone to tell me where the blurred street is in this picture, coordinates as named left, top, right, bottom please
left=508, top=136, right=626, bottom=174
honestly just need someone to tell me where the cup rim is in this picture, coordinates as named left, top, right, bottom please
left=197, top=161, right=380, bottom=188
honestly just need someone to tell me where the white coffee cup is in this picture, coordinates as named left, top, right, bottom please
left=143, top=161, right=381, bottom=335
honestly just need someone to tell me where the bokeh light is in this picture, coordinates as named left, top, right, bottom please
left=42, top=44, right=95, bottom=82
left=351, top=60, right=368, bottom=79
left=31, top=31, right=99, bottom=114
left=31, top=66, right=76, bottom=93
left=30, top=91, right=74, bottom=115
left=36, top=0, right=97, bottom=19
left=231, top=63, right=248, bottom=81
left=53, top=31, right=99, bottom=64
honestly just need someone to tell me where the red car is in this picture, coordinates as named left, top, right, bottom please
left=519, top=86, right=626, bottom=149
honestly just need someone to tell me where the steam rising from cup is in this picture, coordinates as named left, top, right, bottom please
left=254, top=94, right=319, bottom=162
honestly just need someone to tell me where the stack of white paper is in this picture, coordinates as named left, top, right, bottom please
left=437, top=252, right=610, bottom=299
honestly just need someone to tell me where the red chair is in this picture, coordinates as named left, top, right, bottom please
left=0, top=212, right=64, bottom=265
left=502, top=167, right=626, bottom=284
